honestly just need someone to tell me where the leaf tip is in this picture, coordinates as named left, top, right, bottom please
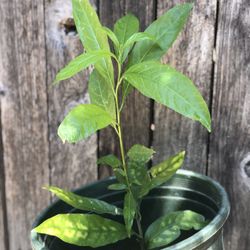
left=42, top=186, right=50, bottom=191
left=207, top=123, right=212, bottom=133
left=31, top=226, right=40, bottom=234
left=184, top=2, right=194, bottom=11
left=203, top=119, right=212, bottom=133
left=57, top=128, right=67, bottom=144
left=180, top=150, right=186, bottom=157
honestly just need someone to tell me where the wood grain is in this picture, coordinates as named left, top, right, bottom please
left=0, top=0, right=249, bottom=248
left=153, top=0, right=217, bottom=173
left=208, top=0, right=250, bottom=249
left=45, top=0, right=97, bottom=190
left=0, top=0, right=50, bottom=249
left=98, top=0, right=156, bottom=178
left=0, top=109, right=7, bottom=250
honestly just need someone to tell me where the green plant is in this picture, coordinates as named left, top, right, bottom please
left=33, top=0, right=211, bottom=249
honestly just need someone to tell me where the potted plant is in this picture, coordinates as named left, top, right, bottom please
left=31, top=0, right=230, bottom=249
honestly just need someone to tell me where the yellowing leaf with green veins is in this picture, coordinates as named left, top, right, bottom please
left=33, top=214, right=128, bottom=247
left=150, top=151, right=185, bottom=177
left=72, top=0, right=114, bottom=84
left=53, top=50, right=113, bottom=84
left=124, top=61, right=211, bottom=131
left=149, top=151, right=185, bottom=189
left=45, top=186, right=122, bottom=215
left=145, top=210, right=208, bottom=249
left=58, top=104, right=114, bottom=143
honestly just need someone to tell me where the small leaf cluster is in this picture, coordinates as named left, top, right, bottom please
left=33, top=0, right=211, bottom=249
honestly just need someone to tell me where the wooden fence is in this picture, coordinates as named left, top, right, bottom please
left=0, top=0, right=249, bottom=249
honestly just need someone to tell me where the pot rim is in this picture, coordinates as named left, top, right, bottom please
left=161, top=169, right=230, bottom=250
left=31, top=169, right=230, bottom=250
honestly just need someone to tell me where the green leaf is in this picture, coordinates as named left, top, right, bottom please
left=124, top=61, right=211, bottom=131
left=45, top=186, right=122, bottom=215
left=108, top=183, right=127, bottom=191
left=114, top=14, right=139, bottom=44
left=33, top=214, right=128, bottom=247
left=123, top=3, right=193, bottom=100
left=150, top=151, right=185, bottom=177
left=58, top=104, right=114, bottom=143
left=127, top=144, right=153, bottom=197
left=145, top=210, right=207, bottom=249
left=121, top=80, right=132, bottom=106
left=72, top=0, right=114, bottom=83
left=127, top=160, right=149, bottom=186
left=97, top=154, right=122, bottom=169
left=88, top=69, right=116, bottom=118
left=149, top=151, right=185, bottom=189
left=123, top=192, right=137, bottom=237
left=97, top=155, right=126, bottom=185
left=114, top=169, right=127, bottom=185
left=127, top=144, right=155, bottom=164
left=123, top=32, right=156, bottom=50
left=128, top=3, right=193, bottom=65
left=127, top=160, right=151, bottom=199
left=53, top=50, right=113, bottom=84
left=120, top=32, right=157, bottom=64
left=102, top=26, right=120, bottom=54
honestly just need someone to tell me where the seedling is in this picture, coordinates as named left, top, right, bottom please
left=33, top=0, right=211, bottom=249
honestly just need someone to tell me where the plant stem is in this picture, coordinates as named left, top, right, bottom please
left=136, top=211, right=145, bottom=250
left=114, top=59, right=145, bottom=250
left=114, top=84, right=130, bottom=186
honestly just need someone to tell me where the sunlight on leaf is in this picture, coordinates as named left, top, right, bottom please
left=58, top=104, right=114, bottom=143
left=145, top=210, right=208, bottom=249
left=53, top=50, right=113, bottom=84
left=45, top=186, right=122, bottom=215
left=72, top=0, right=114, bottom=83
left=149, top=151, right=185, bottom=189
left=124, top=61, right=211, bottom=131
left=33, top=214, right=128, bottom=247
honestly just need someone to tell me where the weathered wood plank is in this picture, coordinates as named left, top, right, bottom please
left=208, top=0, right=250, bottom=249
left=45, top=0, right=97, bottom=189
left=153, top=0, right=217, bottom=173
left=0, top=0, right=50, bottom=249
left=0, top=187, right=7, bottom=250
left=98, top=0, right=155, bottom=178
left=0, top=108, right=7, bottom=250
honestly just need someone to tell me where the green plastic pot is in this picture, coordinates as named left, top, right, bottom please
left=31, top=169, right=230, bottom=250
